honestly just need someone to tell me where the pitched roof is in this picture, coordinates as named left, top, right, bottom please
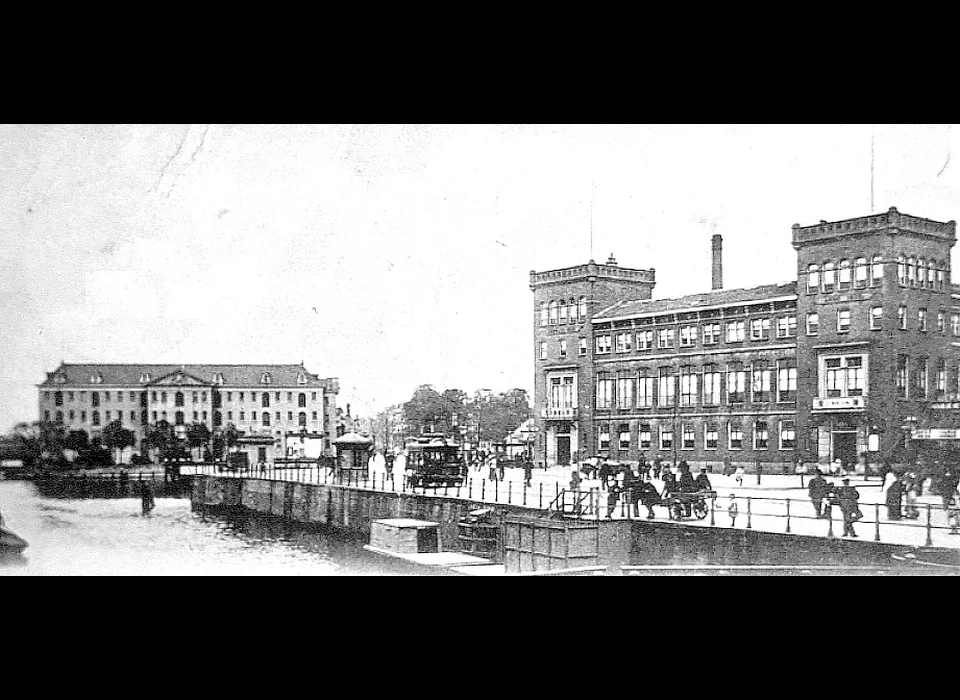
left=594, top=281, right=798, bottom=321
left=38, top=363, right=337, bottom=390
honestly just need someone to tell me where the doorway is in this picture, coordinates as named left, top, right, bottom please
left=258, top=447, right=267, bottom=463
left=556, top=436, right=571, bottom=466
left=832, top=432, right=857, bottom=468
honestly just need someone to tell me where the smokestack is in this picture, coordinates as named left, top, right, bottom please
left=711, top=234, right=723, bottom=290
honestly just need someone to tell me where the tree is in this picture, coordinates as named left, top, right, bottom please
left=65, top=429, right=90, bottom=454
left=101, top=420, right=136, bottom=465
left=185, top=422, right=211, bottom=461
left=144, top=421, right=187, bottom=463
left=4, top=421, right=66, bottom=468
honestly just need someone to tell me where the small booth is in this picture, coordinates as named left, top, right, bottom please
left=333, top=432, right=374, bottom=483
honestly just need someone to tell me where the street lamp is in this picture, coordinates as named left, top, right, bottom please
left=476, top=389, right=492, bottom=453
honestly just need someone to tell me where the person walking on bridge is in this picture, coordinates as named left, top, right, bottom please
left=808, top=469, right=828, bottom=518
left=837, top=478, right=861, bottom=538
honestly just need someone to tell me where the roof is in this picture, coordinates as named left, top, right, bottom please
left=333, top=432, right=374, bottom=445
left=594, top=281, right=798, bottom=321
left=39, top=363, right=338, bottom=390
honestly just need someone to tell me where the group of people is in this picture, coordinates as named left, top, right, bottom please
left=881, top=466, right=960, bottom=533
left=806, top=470, right=863, bottom=537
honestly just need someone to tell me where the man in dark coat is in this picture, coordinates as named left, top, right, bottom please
left=677, top=463, right=696, bottom=517
left=694, top=469, right=713, bottom=493
left=639, top=481, right=660, bottom=519
left=808, top=469, right=829, bottom=517
left=599, top=460, right=613, bottom=488
left=662, top=466, right=677, bottom=495
left=885, top=475, right=904, bottom=521
left=836, top=478, right=861, bottom=537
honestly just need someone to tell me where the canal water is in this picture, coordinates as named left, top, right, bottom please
left=0, top=480, right=442, bottom=576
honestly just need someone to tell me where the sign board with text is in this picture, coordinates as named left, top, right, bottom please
left=911, top=428, right=960, bottom=440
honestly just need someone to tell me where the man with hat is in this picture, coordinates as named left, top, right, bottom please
left=836, top=477, right=861, bottom=538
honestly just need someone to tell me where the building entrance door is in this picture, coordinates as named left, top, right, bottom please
left=556, top=436, right=571, bottom=466
left=832, top=432, right=857, bottom=468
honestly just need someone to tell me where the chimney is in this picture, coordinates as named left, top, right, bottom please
left=606, top=253, right=618, bottom=267
left=711, top=234, right=723, bottom=290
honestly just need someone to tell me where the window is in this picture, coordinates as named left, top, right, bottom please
left=918, top=258, right=926, bottom=287
left=540, top=303, right=548, bottom=327
left=579, top=338, right=587, bottom=356
left=69, top=392, right=75, bottom=402
left=619, top=424, right=631, bottom=451
left=615, top=333, right=632, bottom=353
left=240, top=411, right=246, bottom=421
left=777, top=362, right=797, bottom=402
left=193, top=411, right=199, bottom=422
left=175, top=392, right=185, bottom=407
left=578, top=297, right=587, bottom=319
left=822, top=262, right=835, bottom=292
left=898, top=255, right=906, bottom=285
left=637, top=375, right=655, bottom=407
left=92, top=411, right=100, bottom=426
left=117, top=392, right=123, bottom=403
left=779, top=421, right=796, bottom=450
left=705, top=425, right=719, bottom=450
left=639, top=424, right=652, bottom=450
left=897, top=356, right=909, bottom=398
left=657, top=328, right=675, bottom=349
left=658, top=369, right=675, bottom=406
left=872, top=255, right=883, bottom=285
left=298, top=393, right=307, bottom=408
left=549, top=301, right=558, bottom=325
left=918, top=308, right=927, bottom=332
left=823, top=356, right=865, bottom=398
left=299, top=412, right=307, bottom=427
left=659, top=427, right=673, bottom=451
left=953, top=314, right=960, bottom=336
left=311, top=392, right=317, bottom=401
left=616, top=376, right=635, bottom=409
left=917, top=358, right=928, bottom=399
left=937, top=267, right=945, bottom=291
left=682, top=425, right=695, bottom=450
left=240, top=392, right=246, bottom=402
left=130, top=411, right=136, bottom=422
left=703, top=365, right=721, bottom=405
left=807, top=264, right=820, bottom=292
left=726, top=367, right=746, bottom=403
left=776, top=316, right=797, bottom=338
left=680, top=369, right=698, bottom=407
left=151, top=411, right=157, bottom=422
left=871, top=307, right=883, bottom=330
left=598, top=426, right=610, bottom=451
left=262, top=393, right=271, bottom=408
left=262, top=412, right=271, bottom=427
left=838, top=259, right=851, bottom=288
left=161, top=392, right=167, bottom=404
left=937, top=359, right=947, bottom=396
left=854, top=257, right=867, bottom=287
left=596, top=335, right=611, bottom=355
left=837, top=309, right=851, bottom=333
left=287, top=411, right=293, bottom=421
left=44, top=410, right=51, bottom=422
left=559, top=340, right=568, bottom=360
left=92, top=392, right=100, bottom=407
left=175, top=411, right=185, bottom=425
left=104, top=391, right=111, bottom=402
left=538, top=342, right=547, bottom=360
left=637, top=330, right=654, bottom=350
left=750, top=318, right=770, bottom=341
left=559, top=300, right=568, bottom=324
left=227, top=411, right=233, bottom=421
left=55, top=391, right=63, bottom=407
left=312, top=412, right=318, bottom=421
left=679, top=326, right=698, bottom=347
left=596, top=375, right=614, bottom=410
left=754, top=421, right=769, bottom=450
left=729, top=424, right=743, bottom=450
left=726, top=321, right=745, bottom=343
left=702, top=323, right=720, bottom=345
left=899, top=305, right=907, bottom=330
left=907, top=257, right=916, bottom=286
left=752, top=365, right=771, bottom=402
left=214, top=412, right=222, bottom=428
left=938, top=312, right=945, bottom=335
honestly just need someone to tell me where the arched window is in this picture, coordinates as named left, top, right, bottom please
left=175, top=411, right=185, bottom=426
left=549, top=301, right=558, bottom=325
left=822, top=262, right=835, bottom=292
left=907, top=257, right=916, bottom=286
left=918, top=258, right=926, bottom=286
left=262, top=393, right=270, bottom=408
left=854, top=257, right=867, bottom=287
left=898, top=255, right=906, bottom=285
left=298, top=412, right=307, bottom=427
left=175, top=392, right=185, bottom=407
left=262, top=412, right=271, bottom=427
left=838, top=259, right=851, bottom=287
left=558, top=300, right=567, bottom=323
left=578, top=296, right=587, bottom=319
left=928, top=260, right=937, bottom=289
left=807, top=264, right=820, bottom=292
left=937, top=262, right=946, bottom=290
left=872, top=255, right=883, bottom=284
left=298, top=393, right=307, bottom=408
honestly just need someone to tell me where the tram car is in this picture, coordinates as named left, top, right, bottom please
left=405, top=434, right=466, bottom=488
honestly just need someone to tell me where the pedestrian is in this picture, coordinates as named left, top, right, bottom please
left=653, top=457, right=663, bottom=481
left=727, top=494, right=739, bottom=527
left=885, top=474, right=904, bottom=521
left=734, top=464, right=745, bottom=487
left=624, top=466, right=640, bottom=517
left=939, top=467, right=960, bottom=511
left=808, top=469, right=828, bottom=517
left=605, top=482, right=620, bottom=519
left=498, top=456, right=505, bottom=482
left=141, top=481, right=155, bottom=517
left=523, top=459, right=533, bottom=488
left=947, top=497, right=960, bottom=535
left=694, top=468, right=713, bottom=493
left=639, top=481, right=660, bottom=519
left=677, top=462, right=696, bottom=517
left=722, top=455, right=734, bottom=478
left=599, top=460, right=613, bottom=489
left=570, top=469, right=581, bottom=492
left=662, top=465, right=677, bottom=495
left=488, top=455, right=497, bottom=482
left=905, top=475, right=921, bottom=519
left=836, top=478, right=861, bottom=538
left=118, top=468, right=129, bottom=495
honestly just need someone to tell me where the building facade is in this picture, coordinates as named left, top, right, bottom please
left=38, top=364, right=340, bottom=459
left=532, top=208, right=960, bottom=472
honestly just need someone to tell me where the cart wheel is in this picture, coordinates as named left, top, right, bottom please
left=694, top=502, right=709, bottom=520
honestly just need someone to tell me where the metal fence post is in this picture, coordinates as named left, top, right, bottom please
left=481, top=479, right=486, bottom=501
left=469, top=478, right=473, bottom=500
left=539, top=482, right=543, bottom=509
left=495, top=479, right=499, bottom=502
left=523, top=481, right=527, bottom=506
left=786, top=498, right=791, bottom=534
left=710, top=496, right=716, bottom=526
left=926, top=504, right=934, bottom=547
left=826, top=504, right=835, bottom=539
left=746, top=497, right=752, bottom=529
left=875, top=503, right=881, bottom=542
left=507, top=481, right=512, bottom=505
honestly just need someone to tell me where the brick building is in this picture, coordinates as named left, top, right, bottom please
left=37, top=363, right=340, bottom=460
left=531, top=208, right=960, bottom=472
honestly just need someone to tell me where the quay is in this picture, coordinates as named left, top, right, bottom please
left=188, top=466, right=960, bottom=574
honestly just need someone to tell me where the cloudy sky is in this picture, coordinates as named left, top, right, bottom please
left=1, top=124, right=958, bottom=430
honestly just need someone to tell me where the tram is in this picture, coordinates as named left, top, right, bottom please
left=405, top=434, right=466, bottom=488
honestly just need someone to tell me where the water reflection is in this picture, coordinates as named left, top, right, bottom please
left=0, top=481, right=446, bottom=576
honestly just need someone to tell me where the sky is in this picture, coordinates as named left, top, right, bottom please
left=1, top=124, right=958, bottom=431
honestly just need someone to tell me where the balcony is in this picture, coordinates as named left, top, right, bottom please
left=541, top=407, right=579, bottom=420
left=812, top=396, right=866, bottom=412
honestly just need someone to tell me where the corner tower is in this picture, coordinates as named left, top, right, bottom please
left=530, top=256, right=656, bottom=468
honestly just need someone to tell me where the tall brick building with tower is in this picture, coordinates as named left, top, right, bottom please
left=531, top=208, right=960, bottom=473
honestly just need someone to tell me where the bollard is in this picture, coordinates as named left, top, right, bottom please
left=523, top=481, right=527, bottom=507
left=444, top=483, right=448, bottom=497
left=875, top=504, right=881, bottom=542
left=926, top=504, right=934, bottom=547
left=457, top=482, right=461, bottom=499
left=786, top=499, right=791, bottom=533
left=827, top=505, right=835, bottom=539
left=482, top=480, right=486, bottom=501
left=539, top=483, right=543, bottom=509
left=507, top=482, right=512, bottom=505
left=710, top=496, right=716, bottom=526
left=495, top=479, right=499, bottom=502
left=747, top=497, right=752, bottom=529
left=469, top=478, right=473, bottom=500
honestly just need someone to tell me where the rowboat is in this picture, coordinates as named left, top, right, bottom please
left=0, top=514, right=29, bottom=554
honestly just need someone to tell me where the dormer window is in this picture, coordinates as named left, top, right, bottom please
left=213, top=373, right=224, bottom=385
left=297, top=373, right=308, bottom=385
left=260, top=373, right=272, bottom=385
left=90, top=373, right=103, bottom=385
left=140, top=373, right=152, bottom=384
left=53, top=372, right=67, bottom=385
